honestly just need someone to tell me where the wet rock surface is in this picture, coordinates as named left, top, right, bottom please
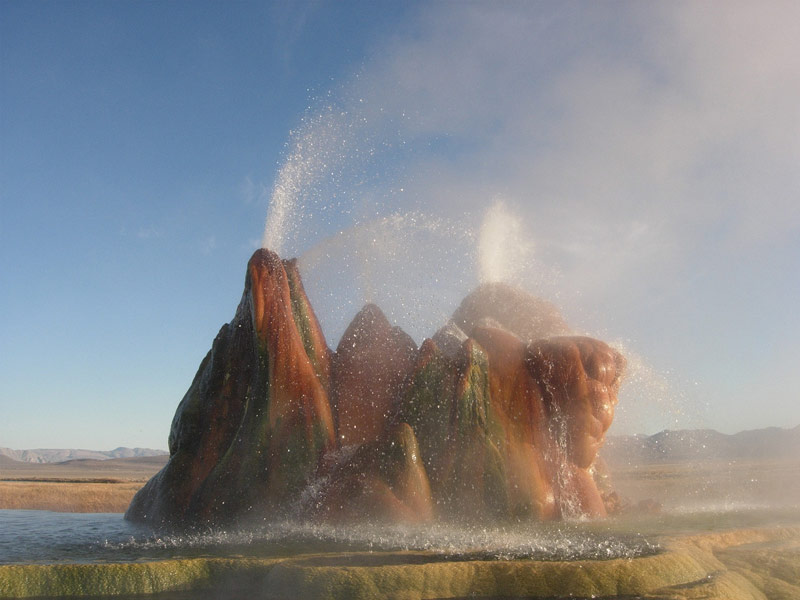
left=127, top=249, right=335, bottom=528
left=452, top=281, right=571, bottom=341
left=331, top=303, right=417, bottom=446
left=127, top=249, right=626, bottom=529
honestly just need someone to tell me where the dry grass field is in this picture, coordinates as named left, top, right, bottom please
left=0, top=455, right=165, bottom=513
left=0, top=480, right=145, bottom=513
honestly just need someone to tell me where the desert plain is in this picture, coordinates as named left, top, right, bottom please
left=3, top=449, right=799, bottom=517
left=0, top=454, right=167, bottom=513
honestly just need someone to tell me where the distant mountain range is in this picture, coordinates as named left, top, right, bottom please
left=602, top=424, right=800, bottom=466
left=0, top=447, right=168, bottom=464
left=2, top=425, right=798, bottom=466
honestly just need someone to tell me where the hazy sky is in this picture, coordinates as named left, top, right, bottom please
left=2, top=1, right=798, bottom=450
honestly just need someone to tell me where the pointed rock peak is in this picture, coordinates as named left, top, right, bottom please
left=415, top=337, right=444, bottom=368
left=332, top=302, right=418, bottom=446
left=340, top=303, right=391, bottom=343
left=244, top=248, right=293, bottom=342
left=452, top=282, right=570, bottom=342
left=358, top=302, right=387, bottom=320
left=247, top=247, right=285, bottom=277
left=431, top=320, right=468, bottom=360
left=337, top=303, right=417, bottom=357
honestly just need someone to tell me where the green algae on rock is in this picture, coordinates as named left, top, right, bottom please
left=126, top=248, right=627, bottom=529
left=3, top=528, right=799, bottom=600
left=126, top=249, right=335, bottom=529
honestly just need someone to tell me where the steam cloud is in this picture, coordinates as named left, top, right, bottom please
left=260, top=1, right=800, bottom=434
left=478, top=199, right=532, bottom=285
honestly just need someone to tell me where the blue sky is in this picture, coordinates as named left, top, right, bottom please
left=2, top=1, right=798, bottom=450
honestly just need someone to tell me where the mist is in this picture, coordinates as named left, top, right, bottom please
left=258, top=1, right=799, bottom=436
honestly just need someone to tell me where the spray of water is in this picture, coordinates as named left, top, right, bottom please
left=477, top=199, right=533, bottom=284
left=101, top=519, right=658, bottom=562
left=261, top=89, right=411, bottom=258
left=607, top=340, right=706, bottom=438
left=297, top=211, right=476, bottom=344
left=257, top=88, right=695, bottom=456
left=261, top=106, right=355, bottom=255
left=257, top=87, right=558, bottom=349
left=291, top=198, right=548, bottom=345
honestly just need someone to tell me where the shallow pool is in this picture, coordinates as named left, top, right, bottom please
left=4, top=504, right=800, bottom=566
left=0, top=509, right=662, bottom=565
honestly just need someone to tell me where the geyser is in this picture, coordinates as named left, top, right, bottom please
left=477, top=199, right=533, bottom=284
left=126, top=247, right=625, bottom=529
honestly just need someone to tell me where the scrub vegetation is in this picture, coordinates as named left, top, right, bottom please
left=0, top=481, right=144, bottom=513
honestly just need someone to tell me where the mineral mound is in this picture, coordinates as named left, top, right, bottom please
left=126, top=249, right=625, bottom=529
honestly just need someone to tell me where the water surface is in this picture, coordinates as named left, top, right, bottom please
left=5, top=504, right=800, bottom=566
left=1, top=509, right=661, bottom=565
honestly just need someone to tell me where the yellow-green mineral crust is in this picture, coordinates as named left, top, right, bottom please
left=2, top=527, right=798, bottom=599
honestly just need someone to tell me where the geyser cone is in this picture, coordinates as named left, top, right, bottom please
left=332, top=303, right=417, bottom=446
left=282, top=257, right=332, bottom=391
left=127, top=255, right=626, bottom=528
left=468, top=325, right=558, bottom=520
left=126, top=249, right=335, bottom=528
left=395, top=284, right=626, bottom=522
left=527, top=336, right=625, bottom=517
left=453, top=282, right=570, bottom=341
